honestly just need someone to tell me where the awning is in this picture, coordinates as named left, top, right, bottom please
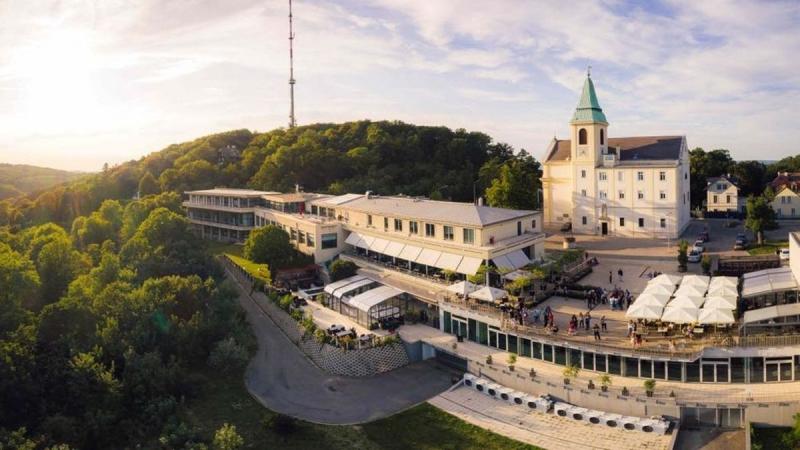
left=469, top=286, right=508, bottom=303
left=703, top=295, right=737, bottom=309
left=626, top=302, right=664, bottom=320
left=436, top=253, right=463, bottom=271
left=675, top=284, right=706, bottom=298
left=709, top=276, right=738, bottom=289
left=707, top=284, right=738, bottom=297
left=661, top=306, right=699, bottom=324
left=369, top=237, right=390, bottom=254
left=348, top=285, right=404, bottom=312
left=492, top=255, right=514, bottom=271
left=648, top=273, right=682, bottom=287
left=456, top=257, right=483, bottom=276
left=324, top=275, right=367, bottom=295
left=416, top=248, right=442, bottom=266
left=360, top=235, right=376, bottom=249
left=642, top=283, right=675, bottom=297
left=345, top=232, right=361, bottom=246
left=668, top=295, right=705, bottom=308
left=331, top=278, right=377, bottom=299
left=698, top=307, right=735, bottom=325
left=384, top=241, right=405, bottom=258
left=399, top=244, right=423, bottom=262
left=742, top=266, right=797, bottom=297
left=634, top=293, right=671, bottom=307
left=681, top=274, right=710, bottom=288
left=492, top=250, right=530, bottom=270
left=743, top=303, right=800, bottom=324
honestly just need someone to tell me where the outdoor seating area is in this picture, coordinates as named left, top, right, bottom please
left=325, top=323, right=381, bottom=349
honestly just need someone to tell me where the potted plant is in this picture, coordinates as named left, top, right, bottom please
left=669, top=390, right=676, bottom=398
left=599, top=374, right=612, bottom=392
left=587, top=380, right=595, bottom=390
left=644, top=379, right=656, bottom=397
left=507, top=354, right=517, bottom=371
left=621, top=386, right=629, bottom=396
left=562, top=365, right=580, bottom=385
left=529, top=367, right=537, bottom=378
left=452, top=342, right=457, bottom=350
left=486, top=354, right=492, bottom=365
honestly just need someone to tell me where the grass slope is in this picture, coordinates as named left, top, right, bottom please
left=178, top=368, right=539, bottom=450
left=0, top=163, right=82, bottom=199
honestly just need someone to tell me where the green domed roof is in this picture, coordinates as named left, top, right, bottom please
left=571, top=75, right=607, bottom=124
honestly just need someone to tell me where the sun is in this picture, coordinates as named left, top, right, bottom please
left=13, top=29, right=102, bottom=132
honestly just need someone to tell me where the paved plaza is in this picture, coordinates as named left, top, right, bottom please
left=429, top=385, right=673, bottom=450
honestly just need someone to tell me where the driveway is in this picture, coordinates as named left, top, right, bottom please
left=228, top=269, right=455, bottom=425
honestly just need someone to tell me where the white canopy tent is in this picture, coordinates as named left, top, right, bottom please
left=661, top=305, right=700, bottom=324
left=742, top=267, right=797, bottom=297
left=681, top=274, right=710, bottom=288
left=642, top=283, right=675, bottom=297
left=348, top=285, right=404, bottom=313
left=698, top=307, right=735, bottom=325
left=703, top=295, right=737, bottom=309
left=469, top=286, right=508, bottom=303
left=324, top=275, right=368, bottom=295
left=648, top=273, right=682, bottom=287
left=668, top=295, right=705, bottom=309
left=709, top=276, right=738, bottom=289
left=634, top=292, right=672, bottom=307
left=707, top=284, right=738, bottom=297
left=674, top=284, right=706, bottom=298
left=626, top=302, right=664, bottom=320
left=446, top=280, right=479, bottom=296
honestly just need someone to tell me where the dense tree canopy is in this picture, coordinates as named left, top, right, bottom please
left=242, top=225, right=304, bottom=270
left=689, top=148, right=734, bottom=209
left=745, top=195, right=777, bottom=245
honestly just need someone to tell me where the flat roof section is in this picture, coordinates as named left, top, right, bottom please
left=187, top=188, right=277, bottom=196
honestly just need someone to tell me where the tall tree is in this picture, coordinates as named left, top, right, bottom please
left=137, top=172, right=160, bottom=196
left=689, top=148, right=734, bottom=209
left=485, top=151, right=541, bottom=210
left=730, top=160, right=767, bottom=197
left=745, top=195, right=777, bottom=245
left=243, top=225, right=295, bottom=270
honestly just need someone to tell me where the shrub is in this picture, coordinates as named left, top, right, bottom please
left=313, top=328, right=328, bottom=344
left=212, top=423, right=243, bottom=450
left=329, top=259, right=357, bottom=282
left=207, top=337, right=249, bottom=373
left=264, top=414, right=296, bottom=438
left=507, top=354, right=517, bottom=365
left=278, top=294, right=293, bottom=312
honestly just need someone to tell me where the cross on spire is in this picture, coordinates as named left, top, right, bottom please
left=587, top=65, right=592, bottom=78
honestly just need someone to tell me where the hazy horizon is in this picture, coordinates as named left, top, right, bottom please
left=2, top=0, right=799, bottom=171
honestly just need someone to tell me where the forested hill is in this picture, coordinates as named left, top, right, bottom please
left=0, top=163, right=83, bottom=201
left=0, top=120, right=542, bottom=228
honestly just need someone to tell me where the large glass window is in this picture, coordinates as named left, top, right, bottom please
left=425, top=223, right=435, bottom=237
left=507, top=335, right=518, bottom=354
left=543, top=344, right=553, bottom=362
left=520, top=338, right=531, bottom=358
left=686, top=361, right=700, bottom=382
left=443, top=225, right=454, bottom=241
left=410, top=221, right=418, bottom=234
left=731, top=358, right=746, bottom=383
left=608, top=355, right=621, bottom=375
left=750, top=358, right=765, bottom=383
left=489, top=329, right=496, bottom=347
left=640, top=360, right=652, bottom=379
left=532, top=342, right=542, bottom=359
left=668, top=362, right=683, bottom=381
left=394, top=218, right=402, bottom=231
left=554, top=346, right=567, bottom=366
left=595, top=354, right=607, bottom=372
left=569, top=349, right=582, bottom=368
left=583, top=352, right=595, bottom=371
left=467, top=319, right=477, bottom=343
left=653, top=361, right=665, bottom=380
left=625, top=357, right=639, bottom=377
left=497, top=333, right=507, bottom=351
left=463, top=228, right=475, bottom=244
left=443, top=311, right=451, bottom=334
left=478, top=322, right=488, bottom=345
left=321, top=233, right=338, bottom=249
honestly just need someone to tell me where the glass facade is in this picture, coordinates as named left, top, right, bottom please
left=442, top=311, right=800, bottom=384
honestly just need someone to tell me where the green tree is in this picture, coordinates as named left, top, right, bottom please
left=243, top=225, right=295, bottom=269
left=36, top=236, right=88, bottom=307
left=730, top=160, right=767, bottom=197
left=138, top=172, right=160, bottom=196
left=0, top=243, right=39, bottom=334
left=677, top=240, right=689, bottom=271
left=746, top=195, right=777, bottom=245
left=484, top=151, right=541, bottom=210
left=212, top=423, right=243, bottom=450
left=329, top=259, right=357, bottom=282
left=689, top=148, right=734, bottom=209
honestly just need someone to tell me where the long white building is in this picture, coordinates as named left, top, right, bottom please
left=542, top=73, right=691, bottom=238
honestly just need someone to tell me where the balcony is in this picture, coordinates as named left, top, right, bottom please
left=601, top=153, right=617, bottom=167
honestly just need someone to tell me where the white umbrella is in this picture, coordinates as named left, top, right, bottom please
left=446, top=280, right=479, bottom=296
left=709, top=276, right=737, bottom=289
left=649, top=273, right=682, bottom=287
left=469, top=286, right=508, bottom=303
left=707, top=284, right=737, bottom=297
left=698, top=307, right=735, bottom=324
left=668, top=295, right=705, bottom=308
left=661, top=306, right=699, bottom=324
left=703, top=295, right=737, bottom=309
left=681, top=274, right=710, bottom=288
left=642, top=283, right=675, bottom=297
left=675, top=284, right=706, bottom=298
left=627, top=302, right=664, bottom=320
left=634, top=293, right=671, bottom=307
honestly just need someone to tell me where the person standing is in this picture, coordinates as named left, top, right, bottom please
left=601, top=315, right=607, bottom=331
left=578, top=312, right=585, bottom=330
left=593, top=323, right=601, bottom=341
left=609, top=270, right=613, bottom=284
left=618, top=268, right=624, bottom=282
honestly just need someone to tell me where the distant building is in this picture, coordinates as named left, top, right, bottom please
left=217, top=144, right=241, bottom=165
left=706, top=175, right=743, bottom=213
left=771, top=186, right=800, bottom=218
left=541, top=73, right=691, bottom=238
left=769, top=171, right=800, bottom=192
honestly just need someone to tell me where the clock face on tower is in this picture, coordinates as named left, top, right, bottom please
left=579, top=149, right=586, bottom=156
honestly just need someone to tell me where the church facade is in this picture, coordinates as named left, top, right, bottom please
left=541, top=74, right=691, bottom=238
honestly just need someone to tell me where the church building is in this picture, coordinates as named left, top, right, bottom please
left=541, top=72, right=691, bottom=238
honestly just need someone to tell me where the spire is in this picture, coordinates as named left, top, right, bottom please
left=571, top=71, right=607, bottom=124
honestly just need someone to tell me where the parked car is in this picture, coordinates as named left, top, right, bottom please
left=693, top=240, right=705, bottom=252
left=688, top=250, right=702, bottom=263
left=698, top=231, right=710, bottom=242
left=734, top=239, right=746, bottom=250
left=780, top=248, right=790, bottom=261
left=560, top=222, right=572, bottom=232
left=736, top=233, right=748, bottom=244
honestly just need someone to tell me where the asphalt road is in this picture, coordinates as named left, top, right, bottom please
left=230, top=270, right=455, bottom=425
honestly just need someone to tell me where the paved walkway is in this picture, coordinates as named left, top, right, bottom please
left=429, top=385, right=672, bottom=450
left=226, top=266, right=455, bottom=425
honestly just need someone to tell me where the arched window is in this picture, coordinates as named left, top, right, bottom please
left=600, top=129, right=605, bottom=145
left=578, top=128, right=587, bottom=145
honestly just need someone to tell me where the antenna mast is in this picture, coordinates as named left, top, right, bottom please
left=288, top=0, right=297, bottom=128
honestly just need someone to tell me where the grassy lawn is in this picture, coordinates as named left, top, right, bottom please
left=178, top=367, right=539, bottom=450
left=751, top=426, right=792, bottom=450
left=747, top=240, right=788, bottom=256
left=226, top=253, right=271, bottom=284
left=207, top=240, right=244, bottom=257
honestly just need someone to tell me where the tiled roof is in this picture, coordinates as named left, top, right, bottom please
left=707, top=175, right=739, bottom=188
left=545, top=136, right=684, bottom=163
left=334, top=195, right=537, bottom=227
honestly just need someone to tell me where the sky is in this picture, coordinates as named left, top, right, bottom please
left=1, top=0, right=799, bottom=171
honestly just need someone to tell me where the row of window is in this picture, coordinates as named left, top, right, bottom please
left=711, top=195, right=734, bottom=204
left=587, top=190, right=669, bottom=201
left=254, top=216, right=338, bottom=249
left=581, top=216, right=668, bottom=228
left=781, top=196, right=794, bottom=204
left=583, top=170, right=669, bottom=182
left=188, top=195, right=261, bottom=208
left=189, top=209, right=254, bottom=227
left=444, top=312, right=800, bottom=383
left=366, top=215, right=479, bottom=244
